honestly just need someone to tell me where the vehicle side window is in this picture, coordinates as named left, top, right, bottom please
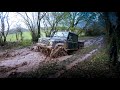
left=68, top=33, right=78, bottom=42
left=68, top=35, right=72, bottom=41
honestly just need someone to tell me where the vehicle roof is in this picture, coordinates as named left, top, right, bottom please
left=56, top=31, right=77, bottom=36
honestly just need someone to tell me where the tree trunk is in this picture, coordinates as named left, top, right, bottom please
left=16, top=33, right=18, bottom=41
left=103, top=12, right=119, bottom=66
left=20, top=32, right=23, bottom=41
left=37, top=12, right=41, bottom=39
left=3, top=36, right=6, bottom=43
left=31, top=31, right=38, bottom=42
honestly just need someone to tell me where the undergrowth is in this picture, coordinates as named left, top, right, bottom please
left=0, top=40, right=32, bottom=51
left=59, top=48, right=120, bottom=78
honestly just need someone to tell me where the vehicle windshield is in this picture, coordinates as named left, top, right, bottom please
left=53, top=32, right=68, bottom=38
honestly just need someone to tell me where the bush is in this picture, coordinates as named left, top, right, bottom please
left=76, top=29, right=85, bottom=37
left=59, top=48, right=120, bottom=78
left=18, top=40, right=32, bottom=47
left=85, top=29, right=102, bottom=36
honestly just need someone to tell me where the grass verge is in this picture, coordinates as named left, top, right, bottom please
left=59, top=48, right=120, bottom=78
left=0, top=40, right=32, bottom=51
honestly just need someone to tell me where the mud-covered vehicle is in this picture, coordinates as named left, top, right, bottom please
left=39, top=31, right=80, bottom=50
left=35, top=31, right=84, bottom=58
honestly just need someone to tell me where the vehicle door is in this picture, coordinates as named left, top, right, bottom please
left=67, top=33, right=78, bottom=50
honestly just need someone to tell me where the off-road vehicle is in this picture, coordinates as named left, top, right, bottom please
left=35, top=31, right=84, bottom=58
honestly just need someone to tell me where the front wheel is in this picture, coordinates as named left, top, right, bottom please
left=50, top=44, right=68, bottom=58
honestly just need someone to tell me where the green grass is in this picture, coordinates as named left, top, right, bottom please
left=6, top=31, right=46, bottom=42
left=3, top=31, right=46, bottom=50
left=6, top=30, right=95, bottom=42
left=18, top=40, right=32, bottom=48
left=0, top=40, right=32, bottom=50
left=6, top=31, right=32, bottom=41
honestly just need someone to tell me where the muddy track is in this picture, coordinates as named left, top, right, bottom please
left=0, top=36, right=104, bottom=78
left=48, top=36, right=104, bottom=78
left=0, top=48, right=46, bottom=78
left=49, top=49, right=98, bottom=78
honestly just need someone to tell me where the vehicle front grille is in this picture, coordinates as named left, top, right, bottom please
left=41, top=39, right=50, bottom=45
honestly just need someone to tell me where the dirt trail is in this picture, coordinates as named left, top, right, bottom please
left=0, top=48, right=46, bottom=78
left=49, top=49, right=98, bottom=78
left=0, top=36, right=104, bottom=78
left=84, top=36, right=104, bottom=47
left=48, top=36, right=104, bottom=78
left=66, top=49, right=98, bottom=70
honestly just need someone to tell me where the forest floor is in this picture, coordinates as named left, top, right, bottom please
left=0, top=36, right=108, bottom=78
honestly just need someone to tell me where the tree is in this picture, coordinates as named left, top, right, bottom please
left=103, top=12, right=120, bottom=67
left=17, top=12, right=37, bottom=42
left=66, top=12, right=83, bottom=31
left=82, top=12, right=98, bottom=29
left=44, top=12, right=65, bottom=36
left=0, top=12, right=10, bottom=45
left=60, top=12, right=99, bottom=34
left=85, top=20, right=105, bottom=36
left=16, top=25, right=23, bottom=41
left=17, top=12, right=46, bottom=42
left=37, top=12, right=46, bottom=38
left=43, top=17, right=49, bottom=37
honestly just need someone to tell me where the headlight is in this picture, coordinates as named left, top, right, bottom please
left=49, top=41, right=53, bottom=45
left=38, top=38, right=41, bottom=43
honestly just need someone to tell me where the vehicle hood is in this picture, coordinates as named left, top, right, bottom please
left=50, top=37, right=67, bottom=42
left=38, top=36, right=67, bottom=46
left=39, top=37, right=67, bottom=42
